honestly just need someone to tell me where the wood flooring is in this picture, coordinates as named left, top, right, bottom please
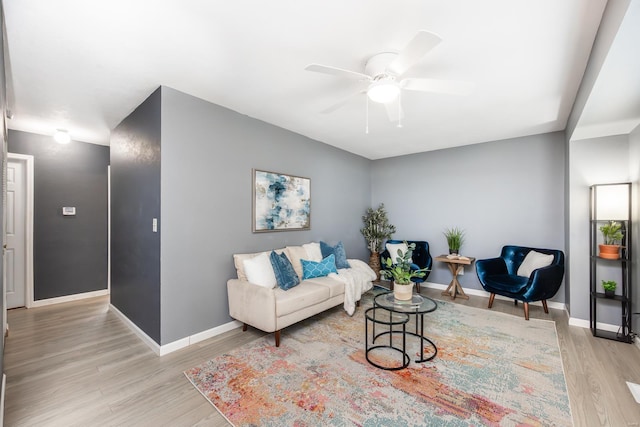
left=4, top=286, right=640, bottom=426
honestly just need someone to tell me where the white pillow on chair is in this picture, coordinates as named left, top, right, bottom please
left=386, top=242, right=412, bottom=263
left=517, top=251, right=554, bottom=277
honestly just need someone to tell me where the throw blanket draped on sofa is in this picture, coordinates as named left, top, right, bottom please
left=332, top=259, right=376, bottom=315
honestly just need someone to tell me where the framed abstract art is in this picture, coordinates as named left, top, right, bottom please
left=252, top=169, right=311, bottom=232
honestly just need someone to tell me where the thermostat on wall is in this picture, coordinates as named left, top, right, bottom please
left=62, top=207, right=76, bottom=216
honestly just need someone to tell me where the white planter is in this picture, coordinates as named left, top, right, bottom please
left=393, top=283, right=413, bottom=300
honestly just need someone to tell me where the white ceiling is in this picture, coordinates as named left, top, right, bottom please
left=4, top=0, right=632, bottom=160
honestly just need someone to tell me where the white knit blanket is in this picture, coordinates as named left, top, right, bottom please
left=329, top=259, right=376, bottom=316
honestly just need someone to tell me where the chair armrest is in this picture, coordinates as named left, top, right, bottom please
left=476, top=257, right=508, bottom=279
left=227, top=279, right=277, bottom=333
left=523, top=265, right=565, bottom=301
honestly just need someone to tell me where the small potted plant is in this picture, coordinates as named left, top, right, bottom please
left=443, top=227, right=465, bottom=255
left=361, top=203, right=396, bottom=280
left=602, top=280, right=617, bottom=298
left=599, top=221, right=623, bottom=259
left=380, top=241, right=428, bottom=300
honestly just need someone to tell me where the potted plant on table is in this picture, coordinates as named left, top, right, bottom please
left=602, top=280, right=617, bottom=298
left=380, top=241, right=428, bottom=300
left=443, top=227, right=465, bottom=255
left=599, top=221, right=623, bottom=259
left=361, top=203, right=396, bottom=280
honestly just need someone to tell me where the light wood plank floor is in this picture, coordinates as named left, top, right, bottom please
left=4, top=287, right=640, bottom=426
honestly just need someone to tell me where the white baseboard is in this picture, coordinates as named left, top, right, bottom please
left=421, top=281, right=566, bottom=311
left=567, top=316, right=620, bottom=333
left=31, top=289, right=110, bottom=308
left=109, top=304, right=242, bottom=356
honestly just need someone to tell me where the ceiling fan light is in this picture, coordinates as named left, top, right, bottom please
left=367, top=81, right=400, bottom=103
left=53, top=129, right=71, bottom=144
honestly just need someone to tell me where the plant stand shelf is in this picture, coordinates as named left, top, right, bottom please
left=589, top=183, right=634, bottom=344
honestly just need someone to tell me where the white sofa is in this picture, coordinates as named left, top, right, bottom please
left=227, top=243, right=375, bottom=346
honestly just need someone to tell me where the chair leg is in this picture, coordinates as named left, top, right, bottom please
left=356, top=300, right=360, bottom=307
left=416, top=283, right=421, bottom=293
left=242, top=323, right=248, bottom=332
left=514, top=300, right=518, bottom=306
left=542, top=299, right=549, bottom=314
left=488, top=293, right=496, bottom=308
left=275, top=330, right=281, bottom=347
left=523, top=302, right=530, bottom=320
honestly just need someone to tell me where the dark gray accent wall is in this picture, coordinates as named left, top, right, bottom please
left=8, top=130, right=109, bottom=300
left=372, top=132, right=566, bottom=301
left=110, top=87, right=162, bottom=344
left=159, top=87, right=371, bottom=344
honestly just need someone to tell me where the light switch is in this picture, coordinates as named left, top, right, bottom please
left=152, top=218, right=158, bottom=232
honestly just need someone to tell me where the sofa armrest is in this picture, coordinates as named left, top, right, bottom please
left=227, top=279, right=277, bottom=333
left=523, top=264, right=565, bottom=301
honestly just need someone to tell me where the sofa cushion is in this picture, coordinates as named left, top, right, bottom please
left=301, top=254, right=337, bottom=279
left=270, top=251, right=300, bottom=290
left=285, top=245, right=309, bottom=280
left=242, top=252, right=277, bottom=288
left=302, top=242, right=323, bottom=261
left=320, top=241, right=350, bottom=269
left=234, top=248, right=286, bottom=281
left=304, top=275, right=345, bottom=298
left=275, top=282, right=331, bottom=317
left=517, top=250, right=554, bottom=278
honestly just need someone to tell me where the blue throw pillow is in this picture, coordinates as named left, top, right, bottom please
left=320, top=241, right=351, bottom=269
left=269, top=251, right=300, bottom=290
left=301, top=254, right=338, bottom=280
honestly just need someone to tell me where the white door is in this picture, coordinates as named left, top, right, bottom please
left=6, top=158, right=27, bottom=308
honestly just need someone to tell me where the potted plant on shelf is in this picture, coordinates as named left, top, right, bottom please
left=602, top=280, right=617, bottom=298
left=443, top=227, right=465, bottom=255
left=599, top=221, right=623, bottom=259
left=380, top=241, right=428, bottom=300
left=361, top=203, right=396, bottom=280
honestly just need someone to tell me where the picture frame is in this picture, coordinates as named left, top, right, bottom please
left=252, top=169, right=311, bottom=232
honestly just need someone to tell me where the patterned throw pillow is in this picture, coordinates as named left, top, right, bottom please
left=320, top=241, right=351, bottom=269
left=269, top=251, right=300, bottom=290
left=301, top=254, right=338, bottom=280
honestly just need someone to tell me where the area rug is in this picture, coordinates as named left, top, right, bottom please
left=184, top=292, right=572, bottom=426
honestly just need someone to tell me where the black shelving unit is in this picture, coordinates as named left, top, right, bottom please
left=589, top=183, right=633, bottom=343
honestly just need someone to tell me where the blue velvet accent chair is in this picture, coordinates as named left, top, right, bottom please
left=380, top=240, right=432, bottom=293
left=476, top=245, right=565, bottom=320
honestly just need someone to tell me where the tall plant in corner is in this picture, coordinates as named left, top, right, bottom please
left=361, top=203, right=396, bottom=280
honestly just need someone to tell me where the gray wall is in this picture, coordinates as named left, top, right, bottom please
left=110, top=88, right=162, bottom=344
left=159, top=87, right=371, bottom=344
left=8, top=130, right=109, bottom=300
left=0, top=0, right=6, bottom=383
left=568, top=135, right=630, bottom=324
left=371, top=132, right=566, bottom=300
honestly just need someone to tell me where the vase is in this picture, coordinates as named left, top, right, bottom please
left=599, top=244, right=620, bottom=260
left=604, top=289, right=615, bottom=298
left=449, top=248, right=459, bottom=255
left=393, top=283, right=413, bottom=300
left=369, top=251, right=381, bottom=281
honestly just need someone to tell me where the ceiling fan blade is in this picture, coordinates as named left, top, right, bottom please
left=320, top=90, right=366, bottom=114
left=384, top=98, right=404, bottom=122
left=305, top=64, right=371, bottom=81
left=387, top=31, right=442, bottom=76
left=402, top=78, right=474, bottom=96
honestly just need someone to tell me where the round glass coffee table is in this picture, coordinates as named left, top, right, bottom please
left=373, top=292, right=438, bottom=363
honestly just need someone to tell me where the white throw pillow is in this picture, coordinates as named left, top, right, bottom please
left=242, top=252, right=277, bottom=288
left=517, top=251, right=554, bottom=278
left=302, top=242, right=323, bottom=262
left=386, top=242, right=412, bottom=263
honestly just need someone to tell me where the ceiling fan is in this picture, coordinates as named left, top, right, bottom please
left=305, top=31, right=473, bottom=126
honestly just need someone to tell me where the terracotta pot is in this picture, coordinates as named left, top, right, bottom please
left=369, top=251, right=381, bottom=281
left=599, top=244, right=621, bottom=260
left=393, top=283, right=413, bottom=300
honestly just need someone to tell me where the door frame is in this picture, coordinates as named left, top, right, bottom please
left=7, top=153, right=34, bottom=308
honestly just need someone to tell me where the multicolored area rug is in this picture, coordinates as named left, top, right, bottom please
left=184, top=292, right=572, bottom=426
